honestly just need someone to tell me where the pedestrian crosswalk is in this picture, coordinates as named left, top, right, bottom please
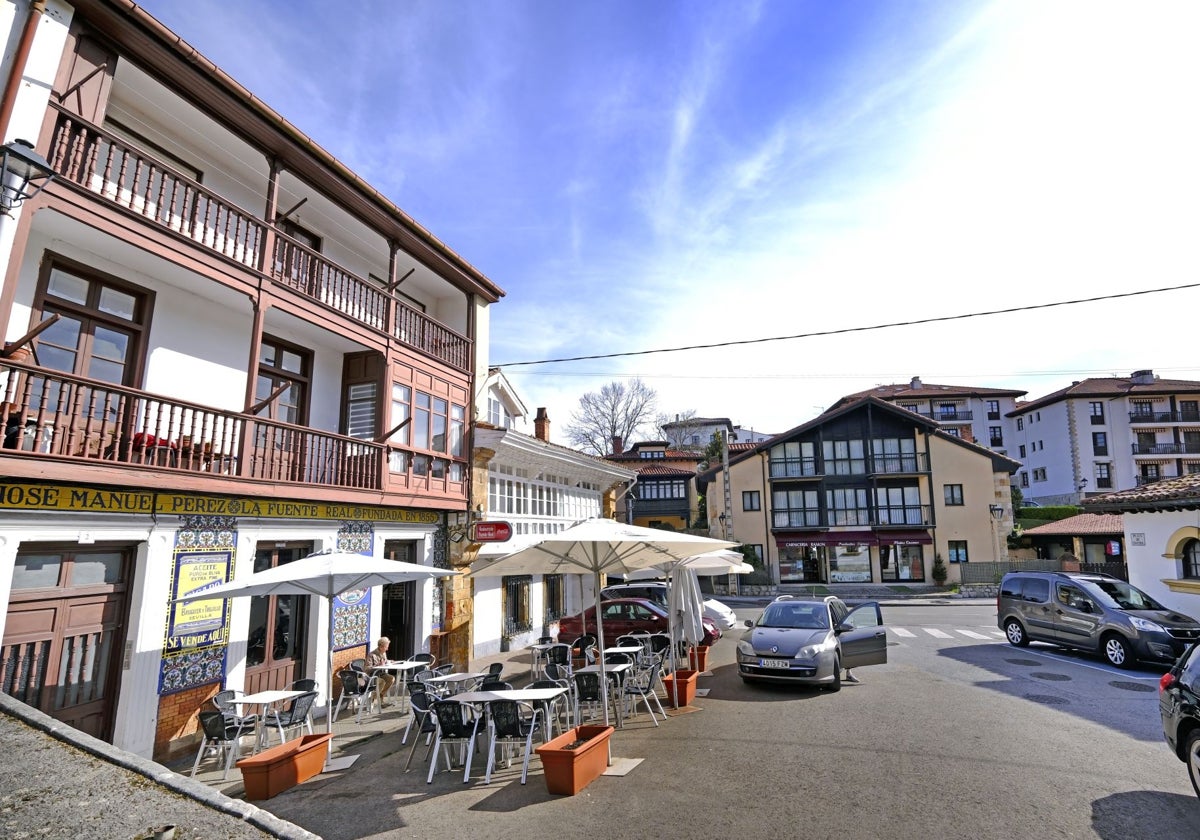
left=888, top=626, right=1007, bottom=641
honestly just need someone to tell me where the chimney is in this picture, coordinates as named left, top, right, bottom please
left=534, top=407, right=550, bottom=442
left=1131, top=369, right=1155, bottom=385
left=611, top=435, right=624, bottom=455
left=910, top=376, right=922, bottom=389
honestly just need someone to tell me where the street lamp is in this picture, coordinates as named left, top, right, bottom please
left=988, top=504, right=1004, bottom=520
left=0, top=138, right=53, bottom=216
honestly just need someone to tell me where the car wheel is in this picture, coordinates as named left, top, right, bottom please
left=1186, top=729, right=1200, bottom=800
left=824, top=658, right=842, bottom=693
left=1101, top=633, right=1133, bottom=669
left=1003, top=619, right=1029, bottom=647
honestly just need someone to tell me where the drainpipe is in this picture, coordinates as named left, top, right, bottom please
left=0, top=1, right=48, bottom=142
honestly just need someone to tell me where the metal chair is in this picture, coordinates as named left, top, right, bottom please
left=484, top=699, right=544, bottom=784
left=211, top=689, right=256, bottom=728
left=544, top=643, right=574, bottom=677
left=190, top=711, right=252, bottom=780
left=332, top=669, right=377, bottom=723
left=403, top=690, right=438, bottom=771
left=573, top=670, right=621, bottom=727
left=426, top=700, right=484, bottom=784
left=485, top=662, right=505, bottom=679
left=529, top=678, right=572, bottom=735
left=622, top=660, right=665, bottom=726
left=265, top=691, right=319, bottom=743
left=288, top=679, right=318, bottom=731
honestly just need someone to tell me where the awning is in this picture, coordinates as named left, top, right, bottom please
left=877, top=530, right=933, bottom=546
left=776, top=531, right=878, bottom=548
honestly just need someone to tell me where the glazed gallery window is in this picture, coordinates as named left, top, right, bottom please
left=871, top=437, right=917, bottom=472
left=742, top=490, right=761, bottom=511
left=773, top=488, right=820, bottom=528
left=943, top=484, right=964, bottom=506
left=876, top=486, right=923, bottom=524
left=769, top=440, right=817, bottom=478
left=826, top=487, right=870, bottom=526
left=638, top=480, right=686, bottom=500
left=388, top=384, right=466, bottom=479
left=822, top=439, right=866, bottom=475
left=947, top=540, right=969, bottom=563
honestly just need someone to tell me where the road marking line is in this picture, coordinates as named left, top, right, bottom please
left=957, top=630, right=992, bottom=640
left=923, top=628, right=953, bottom=638
left=891, top=628, right=917, bottom=637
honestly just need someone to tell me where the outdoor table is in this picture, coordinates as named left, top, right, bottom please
left=231, top=689, right=305, bottom=751
left=424, top=671, right=487, bottom=696
left=574, top=662, right=634, bottom=727
left=602, top=644, right=644, bottom=660
left=371, top=659, right=427, bottom=707
left=451, top=686, right=572, bottom=741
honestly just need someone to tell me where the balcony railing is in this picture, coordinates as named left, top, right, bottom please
left=769, top=453, right=929, bottom=478
left=1135, top=474, right=1170, bottom=486
left=1131, top=442, right=1200, bottom=455
left=912, top=410, right=972, bottom=422
left=772, top=505, right=932, bottom=528
left=46, top=105, right=471, bottom=372
left=1, top=360, right=383, bottom=490
left=1129, top=410, right=1200, bottom=424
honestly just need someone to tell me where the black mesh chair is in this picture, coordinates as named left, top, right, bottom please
left=191, top=711, right=252, bottom=780
left=426, top=700, right=484, bottom=784
left=485, top=662, right=505, bottom=679
left=332, top=669, right=377, bottom=723
left=288, top=679, right=318, bottom=731
left=484, top=699, right=544, bottom=784
left=266, top=691, right=319, bottom=744
left=573, top=670, right=621, bottom=727
left=544, top=643, right=573, bottom=676
left=529, top=678, right=571, bottom=735
left=212, top=689, right=256, bottom=728
left=403, top=690, right=438, bottom=771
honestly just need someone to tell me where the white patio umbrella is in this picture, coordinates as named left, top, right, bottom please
left=468, top=518, right=736, bottom=736
left=172, top=549, right=458, bottom=770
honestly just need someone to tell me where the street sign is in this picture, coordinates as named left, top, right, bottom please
left=469, top=520, right=513, bottom=542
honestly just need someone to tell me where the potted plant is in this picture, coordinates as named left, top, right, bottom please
left=931, top=554, right=948, bottom=586
left=236, top=732, right=332, bottom=800
left=534, top=724, right=614, bottom=795
left=662, top=668, right=699, bottom=708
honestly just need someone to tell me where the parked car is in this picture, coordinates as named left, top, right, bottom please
left=601, top=581, right=739, bottom=630
left=736, top=595, right=887, bottom=690
left=558, top=597, right=722, bottom=646
left=1159, top=643, right=1200, bottom=799
left=997, top=571, right=1200, bottom=668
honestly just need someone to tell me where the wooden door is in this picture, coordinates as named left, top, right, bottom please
left=1, top=547, right=131, bottom=741
left=244, top=542, right=311, bottom=694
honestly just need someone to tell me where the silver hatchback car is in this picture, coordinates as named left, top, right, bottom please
left=736, top=595, right=887, bottom=691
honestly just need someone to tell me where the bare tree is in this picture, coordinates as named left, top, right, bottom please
left=565, top=379, right=658, bottom=456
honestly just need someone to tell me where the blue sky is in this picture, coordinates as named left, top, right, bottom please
left=137, top=1, right=1200, bottom=440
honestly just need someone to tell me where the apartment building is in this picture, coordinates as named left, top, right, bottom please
left=466, top=372, right=635, bottom=657
left=1010, top=370, right=1200, bottom=505
left=0, top=1, right=502, bottom=759
left=701, top=397, right=1019, bottom=586
left=659, top=415, right=774, bottom=450
left=829, top=377, right=1026, bottom=455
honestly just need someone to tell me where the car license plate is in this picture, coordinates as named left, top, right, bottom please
left=760, top=658, right=791, bottom=669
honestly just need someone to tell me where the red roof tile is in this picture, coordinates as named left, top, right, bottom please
left=1021, top=513, right=1123, bottom=536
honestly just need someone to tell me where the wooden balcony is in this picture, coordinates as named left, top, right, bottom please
left=46, top=105, right=470, bottom=371
left=1, top=360, right=384, bottom=492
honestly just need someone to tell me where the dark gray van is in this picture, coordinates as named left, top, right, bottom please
left=997, top=571, right=1200, bottom=668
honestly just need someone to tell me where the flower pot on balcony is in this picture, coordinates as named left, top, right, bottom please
left=534, top=724, right=614, bottom=796
left=688, top=645, right=710, bottom=672
left=662, top=668, right=699, bottom=708
left=236, top=733, right=332, bottom=800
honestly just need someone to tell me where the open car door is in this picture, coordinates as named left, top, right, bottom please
left=837, top=602, right=888, bottom=669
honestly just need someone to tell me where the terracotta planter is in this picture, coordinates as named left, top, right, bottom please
left=535, top=724, right=613, bottom=796
left=662, top=668, right=699, bottom=708
left=236, top=733, right=332, bottom=800
left=688, top=645, right=710, bottom=672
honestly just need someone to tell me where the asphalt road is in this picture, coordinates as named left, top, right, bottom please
left=261, top=603, right=1200, bottom=839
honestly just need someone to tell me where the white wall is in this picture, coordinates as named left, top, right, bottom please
left=1123, top=510, right=1200, bottom=620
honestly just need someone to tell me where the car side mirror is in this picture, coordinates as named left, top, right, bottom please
left=744, top=619, right=754, bottom=628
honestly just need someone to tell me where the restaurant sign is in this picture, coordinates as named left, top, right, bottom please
left=0, top=481, right=439, bottom=523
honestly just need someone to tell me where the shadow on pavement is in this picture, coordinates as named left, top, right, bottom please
left=1091, top=790, right=1200, bottom=838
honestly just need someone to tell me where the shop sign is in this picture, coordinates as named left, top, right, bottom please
left=470, top=521, right=513, bottom=542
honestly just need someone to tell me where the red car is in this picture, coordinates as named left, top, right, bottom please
left=557, top=598, right=722, bottom=646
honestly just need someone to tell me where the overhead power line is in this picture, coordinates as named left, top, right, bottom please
left=495, top=281, right=1200, bottom=368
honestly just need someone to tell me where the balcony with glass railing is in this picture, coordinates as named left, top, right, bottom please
left=46, top=105, right=470, bottom=372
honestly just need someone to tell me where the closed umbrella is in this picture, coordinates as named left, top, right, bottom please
left=469, top=518, right=736, bottom=738
left=173, top=549, right=458, bottom=770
